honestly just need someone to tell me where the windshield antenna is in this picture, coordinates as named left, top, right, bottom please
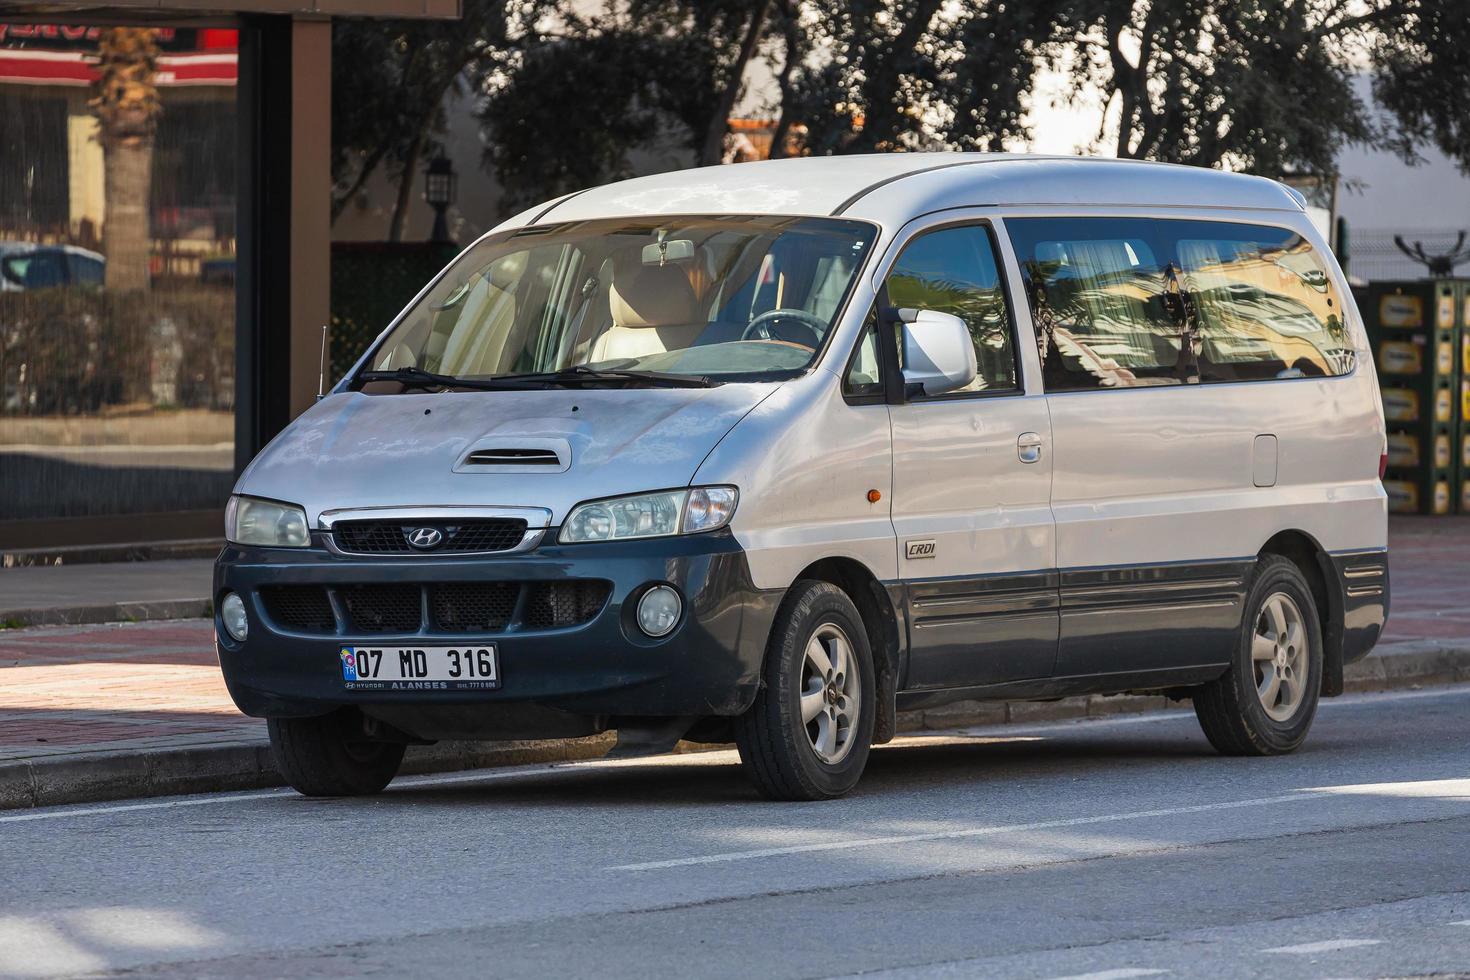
left=317, top=324, right=328, bottom=400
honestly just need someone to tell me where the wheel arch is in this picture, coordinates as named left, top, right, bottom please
left=792, top=556, right=904, bottom=744
left=1258, top=529, right=1345, bottom=697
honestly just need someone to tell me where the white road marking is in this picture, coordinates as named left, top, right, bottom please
left=1452, top=920, right=1470, bottom=926
left=1042, top=970, right=1168, bottom=980
left=0, top=789, right=292, bottom=824
left=910, top=683, right=1470, bottom=744
left=611, top=779, right=1470, bottom=872
left=1262, top=939, right=1383, bottom=954
left=0, top=758, right=649, bottom=824
left=611, top=792, right=1321, bottom=871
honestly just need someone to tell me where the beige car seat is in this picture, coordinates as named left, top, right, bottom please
left=589, top=260, right=706, bottom=363
left=436, top=252, right=527, bottom=376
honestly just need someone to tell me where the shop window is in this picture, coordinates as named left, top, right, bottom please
left=0, top=24, right=238, bottom=533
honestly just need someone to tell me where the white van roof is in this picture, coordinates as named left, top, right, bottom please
left=532, top=153, right=1304, bottom=228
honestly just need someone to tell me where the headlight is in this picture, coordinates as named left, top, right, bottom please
left=559, top=487, right=738, bottom=543
left=225, top=495, right=310, bottom=548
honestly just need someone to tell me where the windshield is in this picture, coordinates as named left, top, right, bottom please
left=361, top=215, right=877, bottom=386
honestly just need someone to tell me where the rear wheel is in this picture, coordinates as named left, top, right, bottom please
left=268, top=710, right=405, bottom=797
left=1193, top=554, right=1323, bottom=755
left=735, top=580, right=876, bottom=800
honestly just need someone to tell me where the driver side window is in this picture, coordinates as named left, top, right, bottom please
left=886, top=224, right=1019, bottom=395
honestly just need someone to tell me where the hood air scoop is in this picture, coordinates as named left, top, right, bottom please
left=452, top=436, right=573, bottom=474
left=464, top=448, right=561, bottom=466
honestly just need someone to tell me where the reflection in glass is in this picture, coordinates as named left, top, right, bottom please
left=0, top=24, right=237, bottom=526
left=1011, top=217, right=1353, bottom=392
left=369, top=216, right=875, bottom=383
left=885, top=224, right=1017, bottom=394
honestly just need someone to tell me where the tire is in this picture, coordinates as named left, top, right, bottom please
left=267, top=710, right=406, bottom=797
left=1193, top=554, right=1324, bottom=756
left=734, top=580, right=876, bottom=800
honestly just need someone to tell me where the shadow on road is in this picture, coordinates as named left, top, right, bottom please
left=368, top=727, right=1230, bottom=809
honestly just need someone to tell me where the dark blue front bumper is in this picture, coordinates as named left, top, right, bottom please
left=213, top=531, right=778, bottom=726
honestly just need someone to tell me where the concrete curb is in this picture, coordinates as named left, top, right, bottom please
left=2, top=539, right=221, bottom=569
left=0, top=735, right=621, bottom=811
left=2, top=643, right=1466, bottom=811
left=0, top=598, right=212, bottom=629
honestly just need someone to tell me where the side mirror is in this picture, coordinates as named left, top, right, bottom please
left=895, top=308, right=976, bottom=396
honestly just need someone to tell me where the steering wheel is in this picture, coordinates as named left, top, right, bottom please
left=740, top=308, right=827, bottom=349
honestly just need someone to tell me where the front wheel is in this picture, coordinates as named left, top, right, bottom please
left=1193, top=554, right=1324, bottom=755
left=267, top=710, right=406, bottom=797
left=735, top=580, right=876, bottom=800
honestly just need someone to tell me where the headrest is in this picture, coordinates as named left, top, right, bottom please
left=610, top=261, right=698, bottom=329
left=485, top=250, right=527, bottom=291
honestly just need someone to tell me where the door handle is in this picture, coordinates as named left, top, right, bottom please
left=1017, top=431, right=1043, bottom=464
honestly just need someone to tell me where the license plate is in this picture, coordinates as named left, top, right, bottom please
left=338, top=645, right=500, bottom=691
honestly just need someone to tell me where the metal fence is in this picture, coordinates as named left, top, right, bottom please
left=329, top=242, right=459, bottom=380
left=1349, top=228, right=1470, bottom=283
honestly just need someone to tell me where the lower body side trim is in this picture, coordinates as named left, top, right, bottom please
left=895, top=663, right=1227, bottom=711
left=1053, top=559, right=1252, bottom=677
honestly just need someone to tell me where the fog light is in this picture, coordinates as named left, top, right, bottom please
left=636, top=585, right=681, bottom=638
left=220, top=592, right=249, bottom=642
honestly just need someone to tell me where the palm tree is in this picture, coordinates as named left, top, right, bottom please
left=90, top=28, right=161, bottom=291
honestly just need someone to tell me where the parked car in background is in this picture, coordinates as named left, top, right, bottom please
left=0, top=244, right=105, bottom=291
left=213, top=154, right=1389, bottom=802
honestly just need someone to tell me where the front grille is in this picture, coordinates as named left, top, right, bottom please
left=260, top=586, right=336, bottom=633
left=524, top=581, right=613, bottom=630
left=430, top=582, right=519, bottom=632
left=339, top=584, right=423, bottom=633
left=331, top=518, right=528, bottom=555
left=251, top=580, right=609, bottom=636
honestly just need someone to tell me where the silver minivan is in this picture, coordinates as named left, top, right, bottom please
left=215, top=154, right=1389, bottom=800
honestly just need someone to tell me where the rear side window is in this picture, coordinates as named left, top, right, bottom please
left=1009, top=217, right=1354, bottom=390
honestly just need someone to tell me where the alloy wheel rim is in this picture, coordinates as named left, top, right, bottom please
left=799, top=623, right=861, bottom=765
left=1252, top=591, right=1308, bottom=722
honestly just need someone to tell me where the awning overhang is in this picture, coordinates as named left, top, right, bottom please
left=0, top=0, right=459, bottom=20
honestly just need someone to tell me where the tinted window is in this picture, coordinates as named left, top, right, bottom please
left=3, top=252, right=66, bottom=289
left=1009, top=217, right=1354, bottom=390
left=885, top=224, right=1017, bottom=394
left=70, top=255, right=105, bottom=287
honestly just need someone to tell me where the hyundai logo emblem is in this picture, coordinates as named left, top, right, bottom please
left=405, top=526, right=445, bottom=550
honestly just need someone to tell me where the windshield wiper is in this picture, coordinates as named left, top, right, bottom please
left=357, top=367, right=545, bottom=392
left=511, top=365, right=717, bottom=389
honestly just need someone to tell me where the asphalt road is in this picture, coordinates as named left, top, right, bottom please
left=2, top=687, right=1469, bottom=979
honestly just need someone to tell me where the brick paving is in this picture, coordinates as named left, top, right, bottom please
left=0, top=620, right=257, bottom=761
left=1375, top=516, right=1470, bottom=647
left=0, top=516, right=1464, bottom=766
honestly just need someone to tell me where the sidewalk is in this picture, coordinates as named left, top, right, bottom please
left=0, top=558, right=214, bottom=627
left=1, top=516, right=1467, bottom=809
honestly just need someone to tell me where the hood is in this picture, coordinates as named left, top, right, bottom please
left=236, top=384, right=779, bottom=526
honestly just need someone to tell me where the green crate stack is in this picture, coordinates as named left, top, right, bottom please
left=1361, top=280, right=1460, bottom=515
left=1455, top=281, right=1470, bottom=512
